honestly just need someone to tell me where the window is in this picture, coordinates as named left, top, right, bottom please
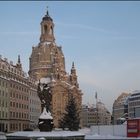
left=13, top=112, right=15, bottom=118
left=44, top=25, right=47, bottom=34
left=13, top=92, right=15, bottom=98
left=16, top=112, right=18, bottom=118
left=16, top=103, right=18, bottom=108
left=10, top=112, right=12, bottom=117
left=2, top=111, right=4, bottom=117
left=5, top=112, right=7, bottom=118
left=13, top=102, right=15, bottom=107
left=19, top=113, right=21, bottom=118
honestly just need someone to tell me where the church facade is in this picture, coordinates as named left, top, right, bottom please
left=28, top=11, right=83, bottom=127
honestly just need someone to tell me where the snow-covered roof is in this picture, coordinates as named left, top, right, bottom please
left=36, top=77, right=51, bottom=85
left=40, top=77, right=51, bottom=84
left=39, top=108, right=53, bottom=120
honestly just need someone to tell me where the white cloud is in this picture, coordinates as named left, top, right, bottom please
left=0, top=31, right=39, bottom=35
left=56, top=21, right=117, bottom=34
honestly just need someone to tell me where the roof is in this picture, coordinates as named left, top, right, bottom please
left=42, top=10, right=53, bottom=21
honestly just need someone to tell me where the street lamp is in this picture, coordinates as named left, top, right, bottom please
left=95, top=92, right=100, bottom=135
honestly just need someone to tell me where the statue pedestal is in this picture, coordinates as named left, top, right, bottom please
left=38, top=108, right=53, bottom=132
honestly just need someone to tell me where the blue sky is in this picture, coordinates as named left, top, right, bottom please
left=0, top=1, right=140, bottom=112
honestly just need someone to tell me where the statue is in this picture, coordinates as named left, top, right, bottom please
left=37, top=82, right=52, bottom=112
left=37, top=78, right=53, bottom=131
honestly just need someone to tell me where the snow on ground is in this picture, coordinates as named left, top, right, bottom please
left=6, top=128, right=140, bottom=139
left=79, top=128, right=140, bottom=139
left=6, top=130, right=85, bottom=137
left=85, top=134, right=140, bottom=139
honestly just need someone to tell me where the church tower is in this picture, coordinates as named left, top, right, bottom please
left=16, top=55, right=22, bottom=70
left=29, top=10, right=82, bottom=128
left=40, top=10, right=55, bottom=43
left=70, top=62, right=79, bottom=88
left=28, top=10, right=66, bottom=81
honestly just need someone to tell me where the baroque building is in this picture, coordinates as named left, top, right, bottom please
left=28, top=11, right=83, bottom=127
left=0, top=55, right=41, bottom=132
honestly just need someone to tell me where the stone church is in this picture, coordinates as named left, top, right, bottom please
left=28, top=10, right=83, bottom=127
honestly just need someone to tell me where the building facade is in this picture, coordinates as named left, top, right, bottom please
left=81, top=102, right=111, bottom=127
left=112, top=92, right=130, bottom=124
left=28, top=11, right=83, bottom=128
left=97, top=101, right=111, bottom=125
left=81, top=104, right=97, bottom=127
left=28, top=77, right=41, bottom=130
left=0, top=56, right=41, bottom=132
left=0, top=57, right=9, bottom=132
left=128, top=91, right=140, bottom=119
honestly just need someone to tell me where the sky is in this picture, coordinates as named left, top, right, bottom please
left=0, top=1, right=140, bottom=112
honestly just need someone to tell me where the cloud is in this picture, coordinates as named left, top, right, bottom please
left=58, top=35, right=80, bottom=40
left=0, top=31, right=39, bottom=36
left=56, top=21, right=117, bottom=34
left=111, top=36, right=137, bottom=40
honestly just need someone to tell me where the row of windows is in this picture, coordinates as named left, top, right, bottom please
left=0, top=62, right=25, bottom=77
left=0, top=123, right=8, bottom=132
left=129, top=112, right=134, bottom=118
left=0, top=100, right=8, bottom=108
left=30, top=99, right=40, bottom=105
left=10, top=83, right=29, bottom=93
left=10, top=111, right=29, bottom=119
left=129, top=108, right=135, bottom=112
left=129, top=97, right=140, bottom=101
left=0, top=90, right=8, bottom=97
left=30, top=91, right=37, bottom=97
left=113, top=108, right=125, bottom=114
left=88, top=117, right=97, bottom=120
left=10, top=123, right=29, bottom=131
left=0, top=71, right=8, bottom=79
left=10, top=102, right=28, bottom=110
left=129, top=101, right=140, bottom=107
left=30, top=107, right=40, bottom=113
left=113, top=105, right=124, bottom=109
left=30, top=115, right=39, bottom=121
left=0, top=80, right=8, bottom=88
left=0, top=111, right=8, bottom=118
left=10, top=91, right=28, bottom=101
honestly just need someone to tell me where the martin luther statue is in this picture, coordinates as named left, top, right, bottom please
left=37, top=78, right=53, bottom=131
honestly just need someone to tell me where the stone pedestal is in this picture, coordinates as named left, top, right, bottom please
left=38, top=107, right=53, bottom=132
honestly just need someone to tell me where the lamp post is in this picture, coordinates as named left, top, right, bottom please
left=113, top=107, right=115, bottom=136
left=95, top=92, right=99, bottom=135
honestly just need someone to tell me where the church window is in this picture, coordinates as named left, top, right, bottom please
left=44, top=25, right=47, bottom=34
left=49, top=26, right=53, bottom=35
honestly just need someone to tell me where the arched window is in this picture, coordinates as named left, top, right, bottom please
left=49, top=26, right=53, bottom=35
left=44, top=25, right=47, bottom=34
